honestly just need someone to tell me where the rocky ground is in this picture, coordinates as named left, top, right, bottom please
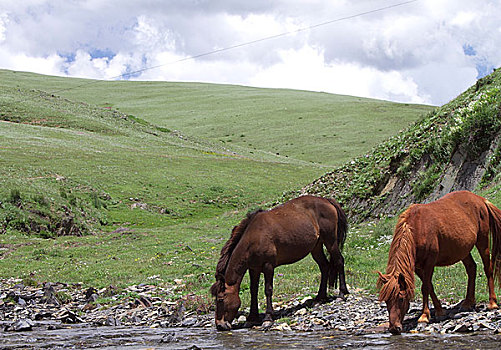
left=2, top=278, right=501, bottom=336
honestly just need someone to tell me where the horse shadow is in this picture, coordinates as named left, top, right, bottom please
left=231, top=295, right=344, bottom=329
left=402, top=302, right=484, bottom=332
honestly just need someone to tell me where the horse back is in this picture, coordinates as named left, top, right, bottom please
left=239, top=196, right=339, bottom=266
left=407, top=191, right=489, bottom=266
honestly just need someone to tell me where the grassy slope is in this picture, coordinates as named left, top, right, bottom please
left=0, top=69, right=432, bottom=167
left=301, top=69, right=501, bottom=220
left=0, top=69, right=435, bottom=309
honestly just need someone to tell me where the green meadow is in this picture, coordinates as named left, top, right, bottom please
left=2, top=68, right=499, bottom=311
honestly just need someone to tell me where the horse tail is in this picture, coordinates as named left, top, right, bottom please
left=210, top=208, right=263, bottom=296
left=485, top=200, right=501, bottom=287
left=326, top=198, right=348, bottom=288
left=326, top=198, right=348, bottom=251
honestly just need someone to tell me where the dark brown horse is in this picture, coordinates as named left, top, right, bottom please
left=378, top=191, right=501, bottom=335
left=210, top=195, right=348, bottom=331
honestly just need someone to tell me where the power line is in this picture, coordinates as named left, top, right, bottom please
left=49, top=0, right=418, bottom=95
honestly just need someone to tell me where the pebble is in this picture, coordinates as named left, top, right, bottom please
left=2, top=278, right=501, bottom=335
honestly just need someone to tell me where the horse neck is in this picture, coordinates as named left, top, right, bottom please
left=386, top=214, right=416, bottom=289
left=224, top=243, right=248, bottom=287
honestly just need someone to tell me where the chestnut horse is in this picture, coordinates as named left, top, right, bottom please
left=378, top=191, right=501, bottom=335
left=210, top=195, right=348, bottom=331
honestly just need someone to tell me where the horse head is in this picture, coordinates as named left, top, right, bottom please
left=210, top=279, right=241, bottom=331
left=377, top=271, right=411, bottom=335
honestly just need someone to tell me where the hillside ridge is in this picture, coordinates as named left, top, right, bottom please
left=299, top=68, right=501, bottom=221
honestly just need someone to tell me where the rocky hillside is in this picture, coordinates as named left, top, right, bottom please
left=299, top=68, right=501, bottom=221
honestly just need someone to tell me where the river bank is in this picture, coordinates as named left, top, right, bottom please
left=2, top=278, right=501, bottom=336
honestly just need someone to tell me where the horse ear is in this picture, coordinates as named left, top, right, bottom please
left=210, top=282, right=219, bottom=296
left=376, top=271, right=387, bottom=289
left=210, top=280, right=225, bottom=297
left=398, top=273, right=407, bottom=291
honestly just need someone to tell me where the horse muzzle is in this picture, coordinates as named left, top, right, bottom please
left=389, top=325, right=402, bottom=335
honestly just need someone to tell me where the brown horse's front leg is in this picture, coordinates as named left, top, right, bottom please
left=262, top=262, right=275, bottom=328
left=245, top=268, right=261, bottom=326
left=417, top=268, right=433, bottom=323
left=417, top=266, right=444, bottom=319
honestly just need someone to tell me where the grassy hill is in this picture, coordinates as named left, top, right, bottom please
left=0, top=69, right=437, bottom=309
left=300, top=68, right=501, bottom=221
left=0, top=69, right=432, bottom=167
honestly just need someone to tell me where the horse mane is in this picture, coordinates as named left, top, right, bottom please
left=210, top=208, right=263, bottom=296
left=327, top=198, right=348, bottom=251
left=378, top=208, right=416, bottom=301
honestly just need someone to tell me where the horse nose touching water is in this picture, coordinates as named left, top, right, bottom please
left=210, top=195, right=349, bottom=330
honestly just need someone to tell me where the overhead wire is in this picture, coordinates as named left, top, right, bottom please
left=41, top=0, right=419, bottom=95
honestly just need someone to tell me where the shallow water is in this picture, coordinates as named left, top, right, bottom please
left=2, top=324, right=501, bottom=350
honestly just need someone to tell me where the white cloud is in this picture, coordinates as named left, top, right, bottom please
left=450, top=11, right=477, bottom=27
left=251, top=45, right=429, bottom=104
left=0, top=48, right=65, bottom=76
left=0, top=0, right=500, bottom=105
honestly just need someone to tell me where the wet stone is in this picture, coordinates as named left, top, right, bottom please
left=160, top=331, right=178, bottom=343
left=182, top=317, right=197, bottom=327
left=2, top=277, right=501, bottom=335
left=5, top=318, right=35, bottom=332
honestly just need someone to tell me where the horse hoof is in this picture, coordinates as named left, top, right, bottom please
left=417, top=314, right=429, bottom=323
left=244, top=320, right=260, bottom=328
left=314, top=296, right=328, bottom=303
left=338, top=293, right=348, bottom=301
left=488, top=302, right=499, bottom=310
left=458, top=303, right=475, bottom=312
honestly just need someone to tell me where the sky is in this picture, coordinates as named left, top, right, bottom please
left=1, top=0, right=500, bottom=106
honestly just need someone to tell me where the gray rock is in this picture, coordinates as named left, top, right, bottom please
left=6, top=318, right=35, bottom=332
left=160, top=332, right=177, bottom=343
left=182, top=317, right=197, bottom=327
left=453, top=323, right=471, bottom=333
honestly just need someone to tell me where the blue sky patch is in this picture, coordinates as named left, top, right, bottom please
left=89, top=49, right=115, bottom=60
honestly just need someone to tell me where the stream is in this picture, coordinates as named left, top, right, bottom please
left=2, top=324, right=501, bottom=349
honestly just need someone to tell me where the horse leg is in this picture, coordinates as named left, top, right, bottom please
left=322, top=235, right=349, bottom=298
left=262, top=262, right=275, bottom=328
left=331, top=246, right=348, bottom=298
left=460, top=253, right=477, bottom=311
left=246, top=268, right=261, bottom=326
left=416, top=268, right=444, bottom=319
left=429, top=282, right=445, bottom=317
left=311, top=242, right=329, bottom=302
left=417, top=265, right=438, bottom=323
left=476, top=236, right=499, bottom=309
